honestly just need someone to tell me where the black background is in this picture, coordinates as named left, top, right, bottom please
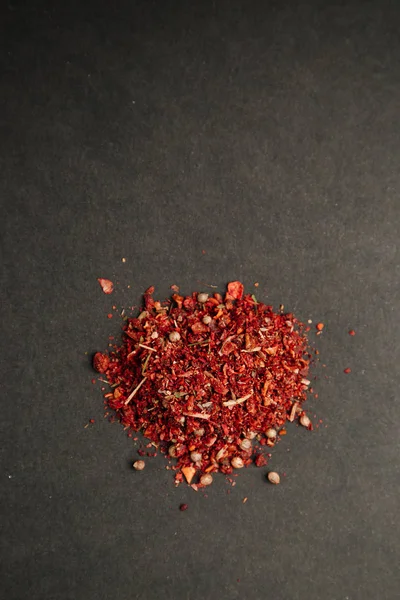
left=1, top=1, right=399, bottom=599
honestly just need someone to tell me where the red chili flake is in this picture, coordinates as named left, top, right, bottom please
left=171, top=284, right=180, bottom=292
left=316, top=323, right=324, bottom=331
left=107, top=313, right=113, bottom=319
left=254, top=454, right=267, bottom=467
left=344, top=368, right=351, bottom=374
left=94, top=282, right=315, bottom=487
left=179, top=503, right=189, bottom=511
left=225, top=281, right=244, bottom=301
left=182, top=466, right=196, bottom=484
left=254, top=282, right=259, bottom=288
left=349, top=330, right=356, bottom=336
left=97, top=278, right=114, bottom=294
left=93, top=352, right=110, bottom=373
left=89, top=419, right=95, bottom=424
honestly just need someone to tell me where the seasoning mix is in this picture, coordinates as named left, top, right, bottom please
left=94, top=282, right=313, bottom=487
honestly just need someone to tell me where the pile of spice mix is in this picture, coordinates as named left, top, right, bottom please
left=93, top=281, right=315, bottom=488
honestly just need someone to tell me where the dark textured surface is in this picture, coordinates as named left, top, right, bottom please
left=1, top=1, right=399, bottom=599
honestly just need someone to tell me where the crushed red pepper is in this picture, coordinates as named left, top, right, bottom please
left=97, top=278, right=114, bottom=294
left=94, top=282, right=313, bottom=485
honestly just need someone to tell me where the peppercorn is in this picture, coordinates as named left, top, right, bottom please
left=267, top=471, right=280, bottom=485
left=231, top=457, right=244, bottom=469
left=133, top=460, right=145, bottom=470
left=299, top=413, right=311, bottom=428
left=240, top=439, right=252, bottom=451
left=190, top=451, right=202, bottom=462
left=200, top=473, right=213, bottom=486
left=169, top=331, right=181, bottom=342
left=265, top=428, right=277, bottom=439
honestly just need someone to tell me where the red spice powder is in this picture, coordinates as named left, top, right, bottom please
left=94, top=282, right=313, bottom=485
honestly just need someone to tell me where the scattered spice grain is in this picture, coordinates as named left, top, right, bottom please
left=267, top=472, right=280, bottom=485
left=133, top=460, right=145, bottom=470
